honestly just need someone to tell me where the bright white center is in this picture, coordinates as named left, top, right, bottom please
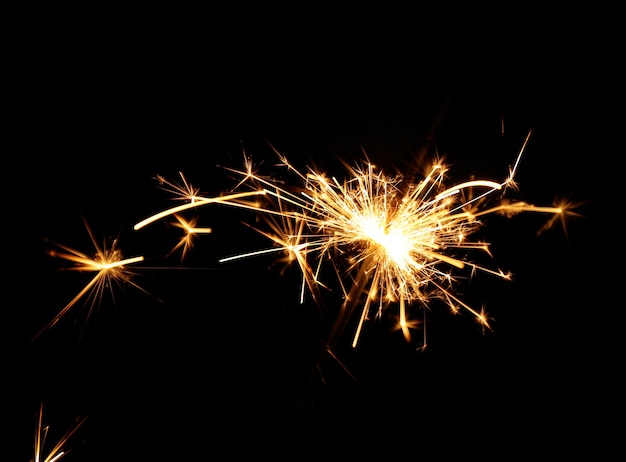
left=360, top=217, right=410, bottom=264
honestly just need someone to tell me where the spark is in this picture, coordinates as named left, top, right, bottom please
left=31, top=401, right=87, bottom=462
left=535, top=197, right=586, bottom=238
left=134, top=132, right=571, bottom=350
left=150, top=172, right=214, bottom=261
left=165, top=214, right=213, bottom=262
left=33, top=216, right=149, bottom=341
left=155, top=171, right=203, bottom=203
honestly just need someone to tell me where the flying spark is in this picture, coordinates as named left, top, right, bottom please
left=152, top=172, right=213, bottom=261
left=134, top=131, right=570, bottom=351
left=31, top=401, right=87, bottom=462
left=34, top=216, right=148, bottom=341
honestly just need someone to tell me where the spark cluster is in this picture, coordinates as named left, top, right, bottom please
left=133, top=132, right=569, bottom=350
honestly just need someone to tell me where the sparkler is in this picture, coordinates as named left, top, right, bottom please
left=31, top=401, right=87, bottom=462
left=29, top=127, right=576, bottom=461
left=33, top=215, right=149, bottom=341
left=134, top=130, right=570, bottom=354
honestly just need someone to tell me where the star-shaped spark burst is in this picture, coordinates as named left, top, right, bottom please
left=134, top=132, right=572, bottom=353
left=165, top=214, right=213, bottom=262
left=33, top=216, right=148, bottom=341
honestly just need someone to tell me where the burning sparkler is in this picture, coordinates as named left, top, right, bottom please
left=33, top=216, right=149, bottom=341
left=134, top=130, right=570, bottom=352
left=31, top=401, right=87, bottom=462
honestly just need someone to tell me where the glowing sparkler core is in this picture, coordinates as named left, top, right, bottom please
left=134, top=133, right=569, bottom=349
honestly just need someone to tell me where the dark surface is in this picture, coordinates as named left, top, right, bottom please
left=8, top=9, right=616, bottom=461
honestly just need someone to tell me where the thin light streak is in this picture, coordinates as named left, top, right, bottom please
left=133, top=190, right=266, bottom=231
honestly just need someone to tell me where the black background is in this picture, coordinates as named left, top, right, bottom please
left=8, top=7, right=618, bottom=461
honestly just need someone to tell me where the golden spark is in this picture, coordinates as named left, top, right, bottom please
left=33, top=216, right=148, bottom=341
left=151, top=172, right=214, bottom=261
left=31, top=401, right=87, bottom=462
left=134, top=132, right=571, bottom=350
left=154, top=171, right=203, bottom=203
